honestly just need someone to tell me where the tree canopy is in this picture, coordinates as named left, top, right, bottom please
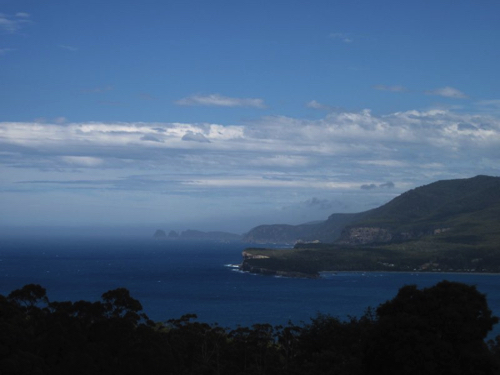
left=1, top=281, right=499, bottom=374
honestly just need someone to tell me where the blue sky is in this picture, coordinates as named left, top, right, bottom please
left=1, top=0, right=500, bottom=234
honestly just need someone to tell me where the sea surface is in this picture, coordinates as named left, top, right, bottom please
left=1, top=236, right=500, bottom=337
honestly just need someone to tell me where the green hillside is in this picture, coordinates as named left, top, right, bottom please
left=241, top=175, right=500, bottom=277
left=352, top=175, right=500, bottom=228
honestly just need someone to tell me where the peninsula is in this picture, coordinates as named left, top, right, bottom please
left=240, top=175, right=500, bottom=277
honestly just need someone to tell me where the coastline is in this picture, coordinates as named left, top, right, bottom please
left=238, top=263, right=319, bottom=279
left=240, top=244, right=500, bottom=278
left=238, top=264, right=500, bottom=279
left=320, top=270, right=500, bottom=277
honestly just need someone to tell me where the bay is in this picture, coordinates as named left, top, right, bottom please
left=1, top=236, right=500, bottom=338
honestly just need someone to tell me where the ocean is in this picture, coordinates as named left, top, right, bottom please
left=1, top=236, right=500, bottom=336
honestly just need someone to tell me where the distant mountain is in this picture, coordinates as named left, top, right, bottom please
left=243, top=175, right=500, bottom=246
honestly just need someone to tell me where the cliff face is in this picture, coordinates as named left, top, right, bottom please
left=338, top=227, right=393, bottom=245
left=242, top=251, right=269, bottom=259
left=337, top=227, right=437, bottom=245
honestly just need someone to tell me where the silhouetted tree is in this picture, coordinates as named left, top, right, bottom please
left=292, top=312, right=373, bottom=375
left=8, top=284, right=49, bottom=312
left=101, top=287, right=146, bottom=323
left=365, top=281, right=499, bottom=374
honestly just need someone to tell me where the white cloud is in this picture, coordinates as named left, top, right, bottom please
left=175, top=94, right=266, bottom=108
left=0, top=121, right=244, bottom=152
left=306, top=100, right=334, bottom=111
left=0, top=12, right=31, bottom=33
left=2, top=109, right=497, bottom=158
left=372, top=84, right=408, bottom=92
left=358, top=160, right=408, bottom=168
left=140, top=134, right=163, bottom=143
left=61, top=156, right=104, bottom=167
left=425, top=86, right=468, bottom=99
left=207, top=124, right=244, bottom=140
left=1, top=108, right=499, bottom=198
left=248, top=155, right=310, bottom=168
left=182, top=131, right=210, bottom=143
left=184, top=176, right=358, bottom=190
left=329, top=32, right=353, bottom=43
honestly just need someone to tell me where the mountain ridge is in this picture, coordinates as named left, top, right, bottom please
left=242, top=175, right=500, bottom=246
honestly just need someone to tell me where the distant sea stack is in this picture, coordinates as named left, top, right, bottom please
left=153, top=229, right=167, bottom=239
left=168, top=230, right=179, bottom=239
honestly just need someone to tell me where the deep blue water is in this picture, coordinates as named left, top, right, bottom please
left=1, top=236, right=500, bottom=337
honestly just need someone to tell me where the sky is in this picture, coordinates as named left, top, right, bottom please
left=1, top=0, right=500, bottom=234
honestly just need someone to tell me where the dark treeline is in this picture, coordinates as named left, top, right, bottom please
left=2, top=281, right=500, bottom=374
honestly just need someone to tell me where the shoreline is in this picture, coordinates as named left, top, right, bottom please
left=319, top=270, right=500, bottom=277
left=238, top=266, right=500, bottom=279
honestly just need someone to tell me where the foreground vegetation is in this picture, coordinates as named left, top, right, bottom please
left=2, top=281, right=500, bottom=374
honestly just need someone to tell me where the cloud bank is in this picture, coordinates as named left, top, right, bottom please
left=1, top=107, right=499, bottom=229
left=1, top=108, right=498, bottom=191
